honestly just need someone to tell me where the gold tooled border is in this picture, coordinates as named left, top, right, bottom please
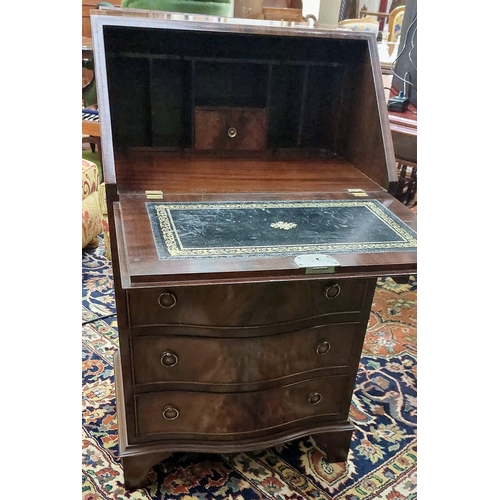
left=152, top=200, right=417, bottom=257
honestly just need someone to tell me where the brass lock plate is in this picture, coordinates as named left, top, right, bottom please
left=294, top=254, right=340, bottom=274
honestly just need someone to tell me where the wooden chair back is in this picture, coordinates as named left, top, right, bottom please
left=388, top=6, right=405, bottom=42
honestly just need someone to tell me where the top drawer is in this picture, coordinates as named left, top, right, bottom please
left=127, top=279, right=369, bottom=329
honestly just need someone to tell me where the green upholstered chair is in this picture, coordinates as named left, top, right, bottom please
left=98, top=0, right=231, bottom=16
left=121, top=0, right=230, bottom=16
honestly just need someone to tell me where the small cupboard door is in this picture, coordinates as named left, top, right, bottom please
left=194, top=107, right=267, bottom=150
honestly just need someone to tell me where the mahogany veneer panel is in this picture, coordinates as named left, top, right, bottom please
left=131, top=324, right=358, bottom=386
left=135, top=375, right=348, bottom=439
left=127, top=279, right=368, bottom=327
left=194, top=108, right=268, bottom=150
left=90, top=11, right=417, bottom=489
left=113, top=152, right=383, bottom=194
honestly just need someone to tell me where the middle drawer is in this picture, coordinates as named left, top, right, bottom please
left=131, top=323, right=358, bottom=386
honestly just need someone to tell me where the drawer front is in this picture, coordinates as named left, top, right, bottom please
left=135, top=375, right=347, bottom=438
left=194, top=107, right=267, bottom=150
left=131, top=323, right=358, bottom=386
left=127, top=279, right=368, bottom=328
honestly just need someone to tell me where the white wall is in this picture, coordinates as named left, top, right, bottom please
left=363, top=0, right=381, bottom=14
left=302, top=0, right=321, bottom=19
left=317, top=0, right=342, bottom=27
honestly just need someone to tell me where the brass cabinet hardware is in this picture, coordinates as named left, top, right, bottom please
left=308, top=392, right=322, bottom=405
left=324, top=283, right=341, bottom=299
left=162, top=405, right=180, bottom=420
left=158, top=292, right=177, bottom=309
left=160, top=351, right=179, bottom=367
left=315, top=340, right=331, bottom=355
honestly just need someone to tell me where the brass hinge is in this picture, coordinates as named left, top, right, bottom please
left=145, top=190, right=164, bottom=200
left=348, top=188, right=368, bottom=197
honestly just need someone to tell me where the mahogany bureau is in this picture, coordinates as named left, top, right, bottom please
left=90, top=9, right=418, bottom=489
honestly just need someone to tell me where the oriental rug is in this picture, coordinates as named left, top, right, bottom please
left=83, top=236, right=417, bottom=500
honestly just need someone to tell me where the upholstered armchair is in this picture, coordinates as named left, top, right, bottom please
left=82, top=158, right=112, bottom=258
left=98, top=182, right=111, bottom=260
left=82, top=159, right=103, bottom=249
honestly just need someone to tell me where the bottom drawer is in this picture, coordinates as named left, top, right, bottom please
left=135, top=375, right=348, bottom=439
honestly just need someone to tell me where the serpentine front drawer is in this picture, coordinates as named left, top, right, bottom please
left=126, top=279, right=370, bottom=329
left=135, top=375, right=348, bottom=439
left=130, top=322, right=359, bottom=386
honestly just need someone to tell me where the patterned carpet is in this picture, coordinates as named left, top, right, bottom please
left=82, top=236, right=417, bottom=500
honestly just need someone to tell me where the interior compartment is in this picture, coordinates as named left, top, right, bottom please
left=100, top=23, right=394, bottom=192
left=103, top=26, right=380, bottom=149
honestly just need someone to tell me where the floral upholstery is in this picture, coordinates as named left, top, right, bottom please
left=98, top=182, right=111, bottom=260
left=82, top=159, right=100, bottom=200
left=82, top=159, right=103, bottom=248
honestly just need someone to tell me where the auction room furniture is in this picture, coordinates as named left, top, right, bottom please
left=337, top=16, right=378, bottom=35
left=388, top=5, right=405, bottom=42
left=83, top=1, right=104, bottom=38
left=234, top=0, right=265, bottom=20
left=389, top=105, right=417, bottom=207
left=91, top=9, right=417, bottom=489
left=358, top=5, right=405, bottom=39
left=121, top=0, right=231, bottom=16
left=82, top=36, right=95, bottom=106
left=381, top=73, right=417, bottom=208
left=98, top=183, right=112, bottom=259
left=82, top=35, right=103, bottom=167
left=82, top=159, right=103, bottom=248
left=262, top=0, right=303, bottom=22
left=82, top=108, right=102, bottom=168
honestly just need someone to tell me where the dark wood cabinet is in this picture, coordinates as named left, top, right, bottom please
left=91, top=9, right=417, bottom=490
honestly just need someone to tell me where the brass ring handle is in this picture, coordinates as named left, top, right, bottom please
left=315, top=340, right=331, bottom=355
left=160, top=351, right=179, bottom=367
left=162, top=405, right=179, bottom=420
left=158, top=292, right=177, bottom=309
left=324, top=283, right=341, bottom=300
left=308, top=392, right=322, bottom=405
left=227, top=127, right=237, bottom=138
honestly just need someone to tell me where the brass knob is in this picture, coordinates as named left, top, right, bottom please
left=162, top=405, right=179, bottom=420
left=227, top=127, right=237, bottom=138
left=315, top=340, right=331, bottom=355
left=308, top=392, right=322, bottom=405
left=158, top=292, right=177, bottom=309
left=324, top=283, right=341, bottom=300
left=160, top=351, right=179, bottom=367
